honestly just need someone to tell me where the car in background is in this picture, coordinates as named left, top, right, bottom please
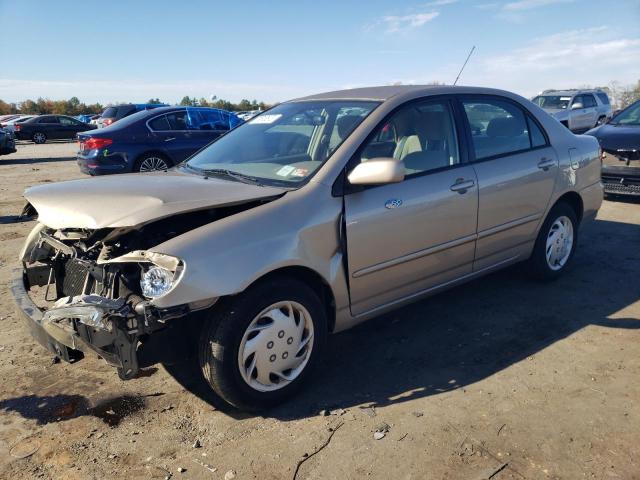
left=235, top=109, right=262, bottom=121
left=532, top=89, right=612, bottom=132
left=77, top=106, right=242, bottom=174
left=586, top=99, right=640, bottom=197
left=75, top=114, right=97, bottom=124
left=0, top=114, right=22, bottom=124
left=1, top=115, right=36, bottom=135
left=97, top=103, right=168, bottom=128
left=14, top=115, right=96, bottom=143
left=0, top=127, right=16, bottom=155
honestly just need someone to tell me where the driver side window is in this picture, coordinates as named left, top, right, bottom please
left=356, top=100, right=460, bottom=176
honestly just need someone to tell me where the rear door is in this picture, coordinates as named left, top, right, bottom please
left=459, top=95, right=557, bottom=271
left=344, top=97, right=478, bottom=315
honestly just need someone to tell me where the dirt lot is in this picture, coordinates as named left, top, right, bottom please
left=0, top=141, right=638, bottom=480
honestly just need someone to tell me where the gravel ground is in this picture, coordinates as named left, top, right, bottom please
left=0, top=141, right=638, bottom=479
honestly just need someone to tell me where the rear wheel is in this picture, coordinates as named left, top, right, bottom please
left=526, top=202, right=578, bottom=280
left=198, top=277, right=327, bottom=411
left=135, top=154, right=171, bottom=172
left=596, top=115, right=606, bottom=127
left=32, top=132, right=47, bottom=144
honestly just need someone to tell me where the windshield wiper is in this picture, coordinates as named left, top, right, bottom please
left=202, top=168, right=263, bottom=186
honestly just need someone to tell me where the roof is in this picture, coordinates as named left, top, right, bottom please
left=289, top=85, right=518, bottom=102
left=540, top=89, right=606, bottom=96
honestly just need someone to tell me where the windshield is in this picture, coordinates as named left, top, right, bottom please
left=532, top=95, right=571, bottom=110
left=185, top=100, right=379, bottom=186
left=611, top=102, right=640, bottom=125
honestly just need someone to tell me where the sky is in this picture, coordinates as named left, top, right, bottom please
left=0, top=0, right=639, bottom=105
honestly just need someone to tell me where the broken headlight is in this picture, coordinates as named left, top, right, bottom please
left=140, top=266, right=176, bottom=298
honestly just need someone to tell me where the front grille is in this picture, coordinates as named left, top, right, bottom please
left=61, top=259, right=88, bottom=297
left=604, top=182, right=640, bottom=195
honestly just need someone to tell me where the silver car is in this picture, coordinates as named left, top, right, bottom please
left=12, top=86, right=603, bottom=410
left=532, top=89, right=612, bottom=132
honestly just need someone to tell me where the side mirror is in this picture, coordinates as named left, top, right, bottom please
left=571, top=102, right=583, bottom=110
left=348, top=158, right=405, bottom=185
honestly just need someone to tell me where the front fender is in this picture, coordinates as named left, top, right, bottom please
left=146, top=185, right=349, bottom=313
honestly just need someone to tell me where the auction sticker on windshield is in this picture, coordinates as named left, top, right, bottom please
left=276, top=165, right=296, bottom=177
left=249, top=114, right=282, bottom=124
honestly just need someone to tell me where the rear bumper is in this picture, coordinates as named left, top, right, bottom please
left=77, top=151, right=130, bottom=175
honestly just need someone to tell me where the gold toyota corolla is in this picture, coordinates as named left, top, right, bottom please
left=11, top=86, right=603, bottom=410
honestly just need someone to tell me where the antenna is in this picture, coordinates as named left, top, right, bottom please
left=453, top=46, right=476, bottom=86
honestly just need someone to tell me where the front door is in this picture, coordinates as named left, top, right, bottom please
left=344, top=98, right=478, bottom=316
left=459, top=95, right=558, bottom=270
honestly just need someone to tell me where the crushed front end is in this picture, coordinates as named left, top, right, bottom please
left=11, top=223, right=199, bottom=379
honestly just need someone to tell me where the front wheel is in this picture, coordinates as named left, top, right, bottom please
left=199, top=277, right=327, bottom=411
left=526, top=202, right=578, bottom=280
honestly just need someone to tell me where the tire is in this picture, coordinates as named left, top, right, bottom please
left=32, top=132, right=47, bottom=144
left=596, top=116, right=606, bottom=127
left=199, top=277, right=327, bottom=411
left=134, top=154, right=171, bottom=172
left=526, top=202, right=579, bottom=281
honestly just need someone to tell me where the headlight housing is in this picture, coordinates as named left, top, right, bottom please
left=141, top=266, right=176, bottom=298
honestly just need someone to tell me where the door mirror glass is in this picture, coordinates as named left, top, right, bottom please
left=348, top=158, right=405, bottom=185
left=570, top=102, right=583, bottom=110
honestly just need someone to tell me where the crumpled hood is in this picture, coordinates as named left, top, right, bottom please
left=25, top=170, right=286, bottom=229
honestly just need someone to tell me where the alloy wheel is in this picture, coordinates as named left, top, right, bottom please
left=139, top=156, right=169, bottom=172
left=33, top=133, right=46, bottom=144
left=237, top=301, right=314, bottom=392
left=545, top=215, right=574, bottom=271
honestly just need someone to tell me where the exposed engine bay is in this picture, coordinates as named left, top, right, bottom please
left=17, top=200, right=273, bottom=379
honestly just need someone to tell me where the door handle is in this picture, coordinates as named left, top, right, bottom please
left=537, top=158, right=555, bottom=170
left=164, top=137, right=176, bottom=142
left=450, top=179, right=475, bottom=193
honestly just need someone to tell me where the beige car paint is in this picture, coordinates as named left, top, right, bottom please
left=21, top=85, right=603, bottom=333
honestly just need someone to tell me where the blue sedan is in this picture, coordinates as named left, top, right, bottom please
left=77, top=106, right=242, bottom=174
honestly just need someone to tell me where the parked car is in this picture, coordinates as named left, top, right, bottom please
left=532, top=89, right=612, bottom=132
left=0, top=127, right=16, bottom=155
left=96, top=103, right=168, bottom=128
left=75, top=114, right=96, bottom=124
left=1, top=115, right=35, bottom=135
left=235, top=109, right=262, bottom=121
left=0, top=114, right=21, bottom=123
left=586, top=99, right=640, bottom=196
left=77, top=106, right=242, bottom=174
left=12, top=85, right=602, bottom=410
left=14, top=115, right=96, bottom=143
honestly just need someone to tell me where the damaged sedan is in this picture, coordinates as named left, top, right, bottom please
left=12, top=86, right=603, bottom=411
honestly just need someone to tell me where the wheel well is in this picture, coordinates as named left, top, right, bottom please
left=554, top=191, right=583, bottom=224
left=251, top=266, right=337, bottom=333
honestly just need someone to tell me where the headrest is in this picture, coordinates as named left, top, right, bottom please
left=486, top=116, right=524, bottom=138
left=336, top=115, right=362, bottom=139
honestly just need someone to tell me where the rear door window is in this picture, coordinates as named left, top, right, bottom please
left=583, top=94, right=597, bottom=108
left=148, top=114, right=171, bottom=131
left=596, top=93, right=610, bottom=105
left=39, top=116, right=59, bottom=123
left=461, top=98, right=534, bottom=160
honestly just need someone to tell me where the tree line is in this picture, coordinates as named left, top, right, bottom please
left=0, top=96, right=273, bottom=116
left=1, top=81, right=639, bottom=117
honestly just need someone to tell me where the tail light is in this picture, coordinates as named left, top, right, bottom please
left=81, top=137, right=113, bottom=150
left=103, top=118, right=114, bottom=126
left=14, top=124, right=21, bottom=132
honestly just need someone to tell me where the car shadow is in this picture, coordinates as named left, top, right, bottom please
left=0, top=157, right=76, bottom=166
left=162, top=217, right=640, bottom=419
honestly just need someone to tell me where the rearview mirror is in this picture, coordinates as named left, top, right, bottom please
left=571, top=102, right=583, bottom=110
left=348, top=158, right=405, bottom=185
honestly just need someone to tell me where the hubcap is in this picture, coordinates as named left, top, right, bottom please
left=237, top=301, right=314, bottom=392
left=34, top=133, right=45, bottom=143
left=545, top=215, right=574, bottom=271
left=139, top=157, right=168, bottom=172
